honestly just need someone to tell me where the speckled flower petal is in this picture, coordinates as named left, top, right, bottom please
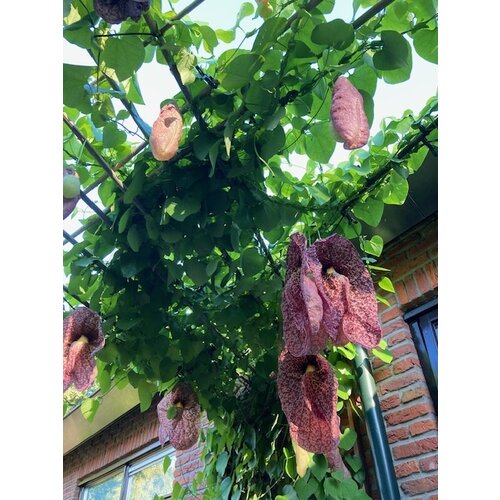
left=64, top=341, right=97, bottom=391
left=277, top=351, right=340, bottom=456
left=314, top=235, right=381, bottom=348
left=157, top=382, right=201, bottom=450
left=282, top=236, right=329, bottom=356
left=330, top=76, right=369, bottom=150
left=301, top=247, right=324, bottom=337
left=282, top=269, right=329, bottom=357
left=63, top=307, right=105, bottom=391
left=285, top=232, right=307, bottom=281
left=303, top=246, right=343, bottom=345
left=314, top=234, right=366, bottom=283
left=94, top=0, right=150, bottom=24
left=63, top=307, right=104, bottom=347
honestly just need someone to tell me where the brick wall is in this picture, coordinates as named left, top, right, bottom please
left=371, top=214, right=438, bottom=499
left=63, top=400, right=160, bottom=500
left=63, top=399, right=208, bottom=500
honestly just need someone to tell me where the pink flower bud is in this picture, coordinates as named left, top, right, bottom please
left=150, top=103, right=183, bottom=161
left=330, top=76, right=369, bottom=150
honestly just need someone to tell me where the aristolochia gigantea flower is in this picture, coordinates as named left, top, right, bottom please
left=277, top=350, right=347, bottom=473
left=150, top=103, right=183, bottom=161
left=157, top=382, right=201, bottom=450
left=94, top=0, right=151, bottom=24
left=281, top=233, right=330, bottom=357
left=63, top=307, right=105, bottom=392
left=314, top=234, right=381, bottom=348
left=330, top=76, right=369, bottom=150
left=281, top=233, right=381, bottom=355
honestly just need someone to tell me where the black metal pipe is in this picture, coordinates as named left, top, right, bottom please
left=354, top=345, right=401, bottom=500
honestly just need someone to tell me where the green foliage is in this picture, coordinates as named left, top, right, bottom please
left=63, top=0, right=438, bottom=498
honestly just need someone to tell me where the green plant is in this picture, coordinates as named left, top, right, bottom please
left=63, top=0, right=437, bottom=497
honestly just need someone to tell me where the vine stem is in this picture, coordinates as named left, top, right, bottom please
left=352, top=0, right=396, bottom=29
left=143, top=12, right=208, bottom=130
left=341, top=118, right=438, bottom=212
left=63, top=113, right=149, bottom=217
left=254, top=232, right=284, bottom=284
left=63, top=286, right=90, bottom=308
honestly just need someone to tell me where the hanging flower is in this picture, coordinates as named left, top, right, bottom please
left=94, top=0, right=151, bottom=25
left=277, top=350, right=347, bottom=473
left=150, top=103, right=183, bottom=161
left=330, top=76, right=369, bottom=150
left=281, top=233, right=330, bottom=357
left=281, top=233, right=381, bottom=354
left=63, top=307, right=105, bottom=392
left=314, top=234, right=381, bottom=348
left=157, top=382, right=201, bottom=450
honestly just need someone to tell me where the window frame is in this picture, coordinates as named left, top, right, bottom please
left=404, top=298, right=438, bottom=414
left=79, top=444, right=176, bottom=500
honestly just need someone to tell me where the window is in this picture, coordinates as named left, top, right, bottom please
left=404, top=298, right=438, bottom=413
left=80, top=446, right=176, bottom=500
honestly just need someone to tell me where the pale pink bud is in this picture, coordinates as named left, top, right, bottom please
left=330, top=76, right=369, bottom=150
left=150, top=103, right=183, bottom=161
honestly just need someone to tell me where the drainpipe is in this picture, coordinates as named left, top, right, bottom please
left=354, top=345, right=401, bottom=500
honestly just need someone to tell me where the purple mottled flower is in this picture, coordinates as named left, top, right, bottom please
left=94, top=0, right=151, bottom=24
left=281, top=233, right=381, bottom=354
left=63, top=307, right=105, bottom=391
left=277, top=350, right=347, bottom=473
left=281, top=234, right=330, bottom=357
left=314, top=234, right=381, bottom=348
left=157, top=382, right=201, bottom=450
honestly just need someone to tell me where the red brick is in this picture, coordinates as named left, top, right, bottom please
left=409, top=419, right=438, bottom=436
left=419, top=454, right=438, bottom=472
left=378, top=371, right=424, bottom=395
left=384, top=250, right=409, bottom=271
left=381, top=306, right=403, bottom=323
left=403, top=275, right=420, bottom=302
left=394, top=460, right=419, bottom=478
left=372, top=356, right=386, bottom=369
left=401, top=387, right=428, bottom=403
left=393, top=356, right=421, bottom=374
left=391, top=253, right=429, bottom=280
left=401, top=475, right=438, bottom=495
left=374, top=366, right=393, bottom=382
left=394, top=280, right=408, bottom=305
left=392, top=342, right=417, bottom=359
left=383, top=318, right=409, bottom=337
left=380, top=394, right=401, bottom=411
left=415, top=268, right=432, bottom=295
left=387, top=329, right=412, bottom=346
left=429, top=495, right=438, bottom=500
left=393, top=437, right=438, bottom=459
left=424, top=261, right=438, bottom=289
left=385, top=403, right=433, bottom=426
left=407, top=253, right=431, bottom=274
left=409, top=234, right=433, bottom=257
left=387, top=427, right=409, bottom=443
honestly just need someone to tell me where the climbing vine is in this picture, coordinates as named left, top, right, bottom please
left=63, top=0, right=437, bottom=498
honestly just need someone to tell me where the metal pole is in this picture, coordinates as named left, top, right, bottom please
left=354, top=345, right=401, bottom=500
